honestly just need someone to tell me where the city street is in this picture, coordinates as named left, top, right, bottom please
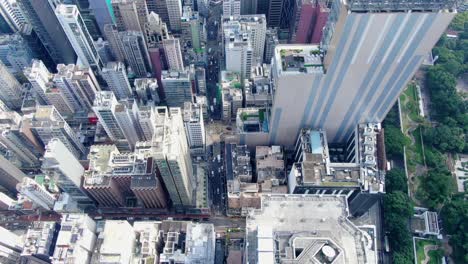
left=206, top=2, right=222, bottom=120
left=206, top=142, right=227, bottom=216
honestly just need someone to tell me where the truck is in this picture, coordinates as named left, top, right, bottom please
left=210, top=105, right=214, bottom=112
left=217, top=154, right=221, bottom=162
left=213, top=98, right=217, bottom=104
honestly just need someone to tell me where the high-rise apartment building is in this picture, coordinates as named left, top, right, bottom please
left=101, top=62, right=133, bottom=100
left=223, top=0, right=241, bottom=16
left=24, top=59, right=75, bottom=113
left=223, top=15, right=266, bottom=65
left=0, top=155, right=27, bottom=194
left=183, top=102, right=205, bottom=155
left=30, top=106, right=85, bottom=158
left=162, top=38, right=184, bottom=71
left=134, top=78, right=160, bottom=105
left=119, top=31, right=152, bottom=77
left=93, top=91, right=140, bottom=151
left=162, top=70, right=193, bottom=108
left=152, top=107, right=193, bottom=207
left=54, top=64, right=102, bottom=113
left=112, top=0, right=149, bottom=33
left=0, top=61, right=22, bottom=110
left=146, top=0, right=170, bottom=28
left=55, top=4, right=103, bottom=72
left=41, top=138, right=91, bottom=204
left=16, top=0, right=77, bottom=65
left=16, top=177, right=56, bottom=210
left=136, top=106, right=156, bottom=141
left=0, top=112, right=43, bottom=168
left=0, top=0, right=28, bottom=31
left=103, top=24, right=125, bottom=62
left=165, top=0, right=183, bottom=31
left=223, top=15, right=266, bottom=80
left=0, top=33, right=33, bottom=74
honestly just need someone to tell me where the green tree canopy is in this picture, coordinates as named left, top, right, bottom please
left=385, top=126, right=410, bottom=158
left=385, top=168, right=408, bottom=194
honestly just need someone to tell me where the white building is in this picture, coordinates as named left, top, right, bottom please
left=136, top=106, right=156, bottom=141
left=162, top=70, right=193, bottom=108
left=245, top=195, right=377, bottom=263
left=119, top=30, right=152, bottom=77
left=101, top=62, right=133, bottom=100
left=134, top=78, right=160, bottom=104
left=23, top=59, right=53, bottom=104
left=223, top=28, right=252, bottom=82
left=16, top=177, right=56, bottom=210
left=0, top=0, right=28, bottom=31
left=41, top=138, right=91, bottom=204
left=29, top=106, right=83, bottom=156
left=223, top=15, right=266, bottom=67
left=21, top=222, right=59, bottom=263
left=0, top=111, right=43, bottom=168
left=54, top=64, right=102, bottom=113
left=223, top=0, right=241, bottom=16
left=30, top=105, right=85, bottom=158
left=152, top=107, right=194, bottom=207
left=0, top=61, right=22, bottom=110
left=93, top=91, right=139, bottom=151
left=53, top=214, right=97, bottom=264
left=0, top=226, right=22, bottom=264
left=95, top=220, right=135, bottom=264
left=55, top=4, right=103, bottom=71
left=162, top=38, right=184, bottom=71
left=183, top=102, right=205, bottom=156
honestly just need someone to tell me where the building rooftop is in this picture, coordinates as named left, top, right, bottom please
left=21, top=221, right=58, bottom=259
left=97, top=220, right=135, bottom=264
left=274, top=45, right=324, bottom=74
left=245, top=194, right=377, bottom=264
left=344, top=0, right=458, bottom=12
left=290, top=125, right=385, bottom=192
left=236, top=108, right=269, bottom=133
left=53, top=214, right=97, bottom=264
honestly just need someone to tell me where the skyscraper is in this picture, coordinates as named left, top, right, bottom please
left=41, top=138, right=92, bottom=204
left=0, top=154, right=27, bottom=194
left=92, top=91, right=141, bottom=151
left=162, top=38, right=184, bottom=71
left=30, top=105, right=86, bottom=158
left=183, top=102, right=205, bottom=156
left=112, top=0, right=149, bottom=33
left=101, top=62, right=133, bottom=100
left=223, top=0, right=241, bottom=16
left=0, top=33, right=34, bottom=74
left=165, top=0, right=183, bottom=31
left=162, top=70, right=193, bottom=108
left=0, top=0, right=28, bottom=31
left=262, top=1, right=456, bottom=146
left=54, top=64, right=102, bottom=113
left=55, top=4, right=103, bottom=72
left=16, top=0, right=77, bottom=65
left=0, top=111, right=43, bottom=168
left=223, top=15, right=266, bottom=78
left=118, top=31, right=152, bottom=77
left=152, top=107, right=193, bottom=207
left=0, top=61, right=22, bottom=110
